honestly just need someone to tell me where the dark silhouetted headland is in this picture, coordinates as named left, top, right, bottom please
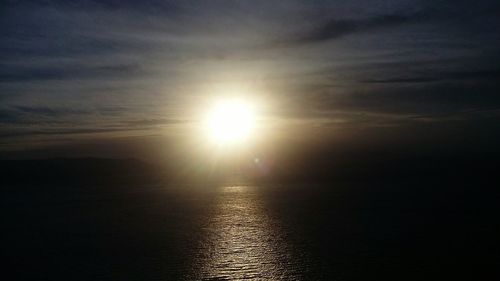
left=1, top=158, right=158, bottom=188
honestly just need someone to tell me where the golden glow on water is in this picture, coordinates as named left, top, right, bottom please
left=192, top=186, right=302, bottom=280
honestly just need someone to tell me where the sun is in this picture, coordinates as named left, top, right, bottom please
left=204, top=99, right=256, bottom=145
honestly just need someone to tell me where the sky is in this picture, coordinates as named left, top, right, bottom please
left=1, top=0, right=500, bottom=159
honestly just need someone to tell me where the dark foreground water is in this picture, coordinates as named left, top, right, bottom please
left=3, top=182, right=498, bottom=280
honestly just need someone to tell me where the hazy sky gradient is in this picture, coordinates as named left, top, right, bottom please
left=1, top=0, right=500, bottom=157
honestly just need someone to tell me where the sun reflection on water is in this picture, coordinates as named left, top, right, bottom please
left=190, top=185, right=302, bottom=280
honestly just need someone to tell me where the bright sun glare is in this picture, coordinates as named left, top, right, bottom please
left=204, top=99, right=256, bottom=145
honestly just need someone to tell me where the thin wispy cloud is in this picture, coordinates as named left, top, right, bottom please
left=272, top=13, right=417, bottom=47
left=361, top=68, right=500, bottom=84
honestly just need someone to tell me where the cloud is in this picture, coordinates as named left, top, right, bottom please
left=0, top=118, right=185, bottom=138
left=0, top=106, right=89, bottom=125
left=14, top=106, right=89, bottom=117
left=0, top=103, right=186, bottom=143
left=0, top=63, right=141, bottom=82
left=272, top=13, right=417, bottom=46
left=0, top=109, right=22, bottom=125
left=409, top=107, right=500, bottom=121
left=0, top=127, right=130, bottom=138
left=124, top=118, right=187, bottom=126
left=361, top=69, right=500, bottom=84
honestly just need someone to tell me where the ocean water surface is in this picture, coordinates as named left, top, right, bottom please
left=3, top=182, right=497, bottom=280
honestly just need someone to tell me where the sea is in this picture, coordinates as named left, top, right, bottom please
left=3, top=182, right=498, bottom=280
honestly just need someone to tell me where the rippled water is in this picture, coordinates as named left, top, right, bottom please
left=3, top=182, right=497, bottom=280
left=190, top=186, right=303, bottom=280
